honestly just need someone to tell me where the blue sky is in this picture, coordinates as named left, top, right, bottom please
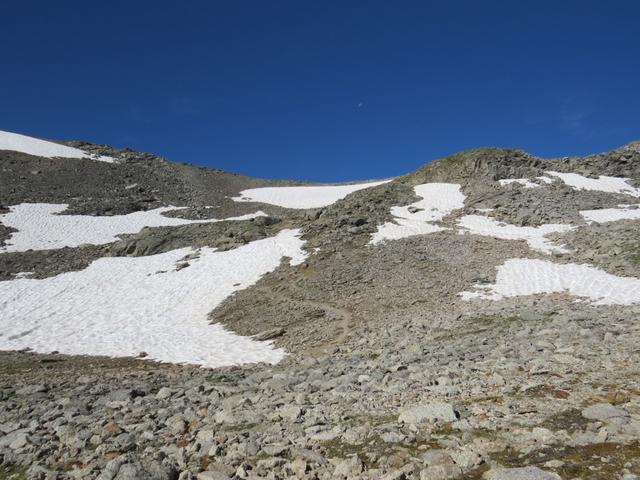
left=1, top=1, right=638, bottom=181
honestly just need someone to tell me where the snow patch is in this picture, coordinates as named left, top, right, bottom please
left=0, top=203, right=267, bottom=253
left=545, top=171, right=640, bottom=197
left=0, top=229, right=307, bottom=368
left=580, top=204, right=640, bottom=223
left=457, top=215, right=573, bottom=254
left=232, top=180, right=391, bottom=209
left=370, top=183, right=465, bottom=244
left=0, top=130, right=114, bottom=163
left=498, top=177, right=554, bottom=188
left=460, top=258, right=640, bottom=305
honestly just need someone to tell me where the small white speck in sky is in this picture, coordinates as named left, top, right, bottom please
left=357, top=102, right=363, bottom=108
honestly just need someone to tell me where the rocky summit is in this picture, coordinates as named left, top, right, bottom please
left=1, top=130, right=640, bottom=480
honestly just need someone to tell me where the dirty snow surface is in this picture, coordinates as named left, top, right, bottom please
left=0, top=130, right=114, bottom=162
left=545, top=171, right=640, bottom=197
left=0, top=229, right=307, bottom=368
left=232, top=180, right=391, bottom=209
left=457, top=215, right=573, bottom=254
left=580, top=205, right=640, bottom=223
left=461, top=258, right=640, bottom=305
left=0, top=204, right=266, bottom=252
left=370, top=183, right=465, bottom=244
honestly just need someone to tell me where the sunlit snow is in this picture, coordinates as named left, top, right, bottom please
left=232, top=180, right=391, bottom=209
left=370, top=183, right=466, bottom=244
left=0, top=203, right=266, bottom=252
left=545, top=171, right=640, bottom=197
left=0, top=130, right=114, bottom=163
left=460, top=258, right=640, bottom=305
left=457, top=215, right=573, bottom=254
left=0, top=229, right=307, bottom=368
left=498, top=177, right=553, bottom=188
left=580, top=204, right=640, bottom=223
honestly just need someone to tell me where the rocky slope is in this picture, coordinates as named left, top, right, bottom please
left=1, top=132, right=640, bottom=479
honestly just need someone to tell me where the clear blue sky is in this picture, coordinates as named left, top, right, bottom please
left=1, top=1, right=638, bottom=181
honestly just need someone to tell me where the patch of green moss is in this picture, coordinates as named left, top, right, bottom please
left=321, top=436, right=381, bottom=466
left=490, top=442, right=640, bottom=479
left=540, top=408, right=591, bottom=432
left=472, top=427, right=498, bottom=440
left=351, top=413, right=396, bottom=427
left=0, top=465, right=27, bottom=480
left=321, top=434, right=440, bottom=469
left=437, top=315, right=523, bottom=339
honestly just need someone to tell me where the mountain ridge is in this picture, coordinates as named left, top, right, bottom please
left=1, top=129, right=640, bottom=479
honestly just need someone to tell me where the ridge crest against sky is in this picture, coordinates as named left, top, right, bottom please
left=1, top=1, right=638, bottom=181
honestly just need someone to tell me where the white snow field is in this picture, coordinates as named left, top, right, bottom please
left=498, top=178, right=539, bottom=188
left=545, top=171, right=640, bottom=197
left=0, top=229, right=307, bottom=368
left=232, top=180, right=391, bottom=209
left=0, top=203, right=266, bottom=252
left=498, top=177, right=553, bottom=188
left=580, top=205, right=640, bottom=223
left=370, top=183, right=466, bottom=244
left=0, top=130, right=114, bottom=163
left=457, top=215, right=573, bottom=254
left=460, top=258, right=640, bottom=305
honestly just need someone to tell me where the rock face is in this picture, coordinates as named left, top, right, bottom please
left=2, top=136, right=640, bottom=478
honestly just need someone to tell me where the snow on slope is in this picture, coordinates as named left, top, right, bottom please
left=232, top=180, right=391, bottom=209
left=545, top=171, right=640, bottom=197
left=457, top=215, right=573, bottom=254
left=0, top=203, right=266, bottom=252
left=0, top=130, right=114, bottom=163
left=0, top=229, right=307, bottom=368
left=370, top=183, right=465, bottom=244
left=580, top=204, right=640, bottom=223
left=460, top=258, right=640, bottom=305
left=498, top=172, right=640, bottom=197
left=498, top=177, right=554, bottom=188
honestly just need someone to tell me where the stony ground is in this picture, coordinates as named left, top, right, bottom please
left=2, top=298, right=640, bottom=480
left=2, top=142, right=640, bottom=479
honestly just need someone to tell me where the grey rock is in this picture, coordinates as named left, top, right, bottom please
left=196, top=472, right=231, bottom=480
left=420, top=464, right=463, bottom=480
left=581, top=403, right=629, bottom=423
left=16, top=384, right=48, bottom=395
left=254, top=328, right=286, bottom=341
left=97, top=454, right=178, bottom=480
left=333, top=455, right=363, bottom=477
left=0, top=429, right=30, bottom=449
left=399, top=402, right=458, bottom=424
left=156, top=387, right=173, bottom=399
left=483, top=466, right=561, bottom=480
left=382, top=463, right=416, bottom=480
